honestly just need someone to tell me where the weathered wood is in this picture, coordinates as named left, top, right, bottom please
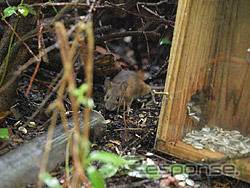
left=0, top=110, right=106, bottom=188
left=155, top=0, right=250, bottom=183
left=156, top=139, right=250, bottom=182
left=156, top=139, right=225, bottom=162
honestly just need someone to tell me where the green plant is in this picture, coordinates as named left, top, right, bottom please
left=159, top=38, right=172, bottom=45
left=39, top=172, right=61, bottom=188
left=48, top=0, right=58, bottom=14
left=1, top=1, right=36, bottom=20
left=40, top=145, right=163, bottom=188
left=85, top=147, right=133, bottom=187
left=0, top=128, right=9, bottom=139
left=73, top=83, right=94, bottom=108
left=83, top=149, right=162, bottom=186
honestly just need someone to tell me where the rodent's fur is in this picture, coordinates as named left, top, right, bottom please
left=104, top=70, right=151, bottom=112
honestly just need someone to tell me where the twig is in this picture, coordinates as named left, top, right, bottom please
left=105, top=1, right=174, bottom=25
left=37, top=109, right=59, bottom=188
left=151, top=57, right=169, bottom=80
left=82, top=17, right=94, bottom=144
left=54, top=22, right=83, bottom=188
left=136, top=2, right=150, bottom=59
left=120, top=131, right=150, bottom=156
left=30, top=2, right=88, bottom=7
left=95, top=30, right=160, bottom=43
left=138, top=0, right=177, bottom=6
left=25, top=18, right=43, bottom=97
left=140, top=4, right=163, bottom=19
left=123, top=100, right=128, bottom=142
left=0, top=17, right=81, bottom=94
left=37, top=20, right=84, bottom=187
left=22, top=69, right=63, bottom=128
left=0, top=12, right=39, bottom=61
left=113, top=128, right=143, bottom=131
left=0, top=42, right=58, bottom=93
left=0, top=3, right=72, bottom=74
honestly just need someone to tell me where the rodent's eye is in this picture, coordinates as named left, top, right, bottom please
left=116, top=96, right=120, bottom=102
left=106, top=94, right=110, bottom=99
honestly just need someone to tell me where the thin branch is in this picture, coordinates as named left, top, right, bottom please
left=25, top=18, right=43, bottom=97
left=96, top=30, right=160, bottom=43
left=136, top=2, right=150, bottom=59
left=105, top=1, right=174, bottom=26
left=137, top=0, right=177, bottom=6
left=151, top=57, right=169, bottom=80
left=30, top=2, right=87, bottom=7
left=0, top=12, right=39, bottom=61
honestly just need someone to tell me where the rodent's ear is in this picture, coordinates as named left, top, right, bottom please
left=104, top=78, right=112, bottom=89
left=120, top=81, right=128, bottom=92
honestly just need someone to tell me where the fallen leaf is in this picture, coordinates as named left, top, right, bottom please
left=0, top=111, right=12, bottom=122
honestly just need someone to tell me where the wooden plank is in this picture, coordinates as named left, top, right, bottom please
left=156, top=0, right=219, bottom=142
left=205, top=61, right=250, bottom=135
left=156, top=0, right=250, bottom=141
left=155, top=0, right=250, bottom=182
left=202, top=0, right=250, bottom=134
left=157, top=0, right=250, bottom=141
left=156, top=139, right=225, bottom=162
left=156, top=139, right=250, bottom=182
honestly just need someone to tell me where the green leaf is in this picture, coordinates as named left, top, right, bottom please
left=2, top=7, right=16, bottom=20
left=0, top=128, right=9, bottom=139
left=17, top=6, right=29, bottom=17
left=160, top=38, right=172, bottom=45
left=77, top=83, right=88, bottom=94
left=39, top=172, right=61, bottom=188
left=89, top=151, right=131, bottom=166
left=123, top=155, right=141, bottom=165
left=27, top=7, right=37, bottom=15
left=74, top=84, right=94, bottom=107
left=87, top=166, right=105, bottom=188
left=98, top=163, right=119, bottom=178
left=80, top=98, right=87, bottom=105
left=79, top=84, right=88, bottom=94
left=22, top=4, right=36, bottom=15
left=87, top=98, right=94, bottom=109
left=49, top=0, right=58, bottom=14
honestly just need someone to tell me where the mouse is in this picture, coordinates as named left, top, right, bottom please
left=104, top=70, right=157, bottom=113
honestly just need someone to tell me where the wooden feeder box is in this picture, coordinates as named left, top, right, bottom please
left=155, top=0, right=250, bottom=183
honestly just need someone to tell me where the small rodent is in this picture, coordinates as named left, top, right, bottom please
left=104, top=70, right=152, bottom=113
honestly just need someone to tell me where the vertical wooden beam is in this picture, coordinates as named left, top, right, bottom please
left=156, top=0, right=250, bottom=141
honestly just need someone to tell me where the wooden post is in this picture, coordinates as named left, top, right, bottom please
left=155, top=0, right=250, bottom=182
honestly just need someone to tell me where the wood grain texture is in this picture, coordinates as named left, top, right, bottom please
left=155, top=0, right=250, bottom=182
left=156, top=0, right=250, bottom=140
left=156, top=139, right=250, bottom=182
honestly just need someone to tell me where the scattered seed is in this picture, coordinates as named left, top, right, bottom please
left=178, top=181, right=186, bottom=187
left=186, top=179, right=195, bottom=186
left=18, top=126, right=27, bottom=134
left=174, top=174, right=186, bottom=181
